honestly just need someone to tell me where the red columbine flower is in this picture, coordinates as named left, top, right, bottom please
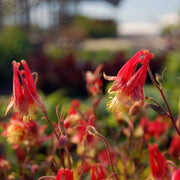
left=68, top=99, right=81, bottom=115
left=85, top=64, right=103, bottom=96
left=104, top=50, right=154, bottom=112
left=148, top=144, right=170, bottom=180
left=5, top=60, right=46, bottom=122
left=91, top=163, right=108, bottom=180
left=147, top=116, right=169, bottom=140
left=5, top=61, right=29, bottom=117
left=171, top=168, right=180, bottom=180
left=37, top=168, right=73, bottom=180
left=169, top=135, right=180, bottom=158
left=140, top=115, right=169, bottom=140
left=20, top=60, right=46, bottom=114
left=56, top=168, right=73, bottom=180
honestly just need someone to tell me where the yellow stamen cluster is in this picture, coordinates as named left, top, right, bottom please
left=23, top=112, right=37, bottom=122
left=106, top=96, right=127, bottom=112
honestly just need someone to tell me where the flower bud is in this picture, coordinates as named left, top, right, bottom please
left=155, top=73, right=163, bottom=84
left=129, top=101, right=142, bottom=116
left=57, top=135, right=68, bottom=149
left=87, top=126, right=98, bottom=136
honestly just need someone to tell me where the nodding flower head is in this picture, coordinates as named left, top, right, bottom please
left=104, top=50, right=154, bottom=112
left=148, top=144, right=170, bottom=180
left=56, top=168, right=73, bottom=180
left=91, top=163, right=108, bottom=180
left=172, top=168, right=180, bottom=180
left=5, top=60, right=46, bottom=122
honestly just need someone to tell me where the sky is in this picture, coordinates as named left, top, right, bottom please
left=78, top=0, right=180, bottom=22
left=77, top=0, right=180, bottom=35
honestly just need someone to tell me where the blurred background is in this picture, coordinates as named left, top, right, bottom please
left=0, top=0, right=180, bottom=113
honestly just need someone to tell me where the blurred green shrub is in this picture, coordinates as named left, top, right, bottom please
left=163, top=51, right=180, bottom=115
left=0, top=26, right=32, bottom=64
left=165, top=51, right=180, bottom=86
left=161, top=24, right=180, bottom=36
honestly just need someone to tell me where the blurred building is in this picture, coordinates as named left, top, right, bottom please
left=0, top=0, right=122, bottom=31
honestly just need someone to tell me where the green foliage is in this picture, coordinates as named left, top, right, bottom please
left=162, top=51, right=180, bottom=115
left=0, top=26, right=32, bottom=64
left=165, top=51, right=180, bottom=86
left=0, top=26, right=32, bottom=90
left=161, top=23, right=180, bottom=36
left=45, top=89, right=71, bottom=121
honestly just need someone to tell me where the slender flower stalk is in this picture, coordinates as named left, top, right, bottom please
left=78, top=139, right=87, bottom=180
left=56, top=107, right=71, bottom=169
left=97, top=134, right=119, bottom=180
left=88, top=126, right=118, bottom=179
left=147, top=66, right=180, bottom=136
left=44, top=113, right=59, bottom=140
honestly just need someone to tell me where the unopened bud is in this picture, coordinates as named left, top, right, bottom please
left=88, top=126, right=99, bottom=136
left=155, top=73, right=164, bottom=88
left=155, top=68, right=166, bottom=87
left=129, top=102, right=142, bottom=116
left=57, top=135, right=68, bottom=149
left=155, top=73, right=162, bottom=84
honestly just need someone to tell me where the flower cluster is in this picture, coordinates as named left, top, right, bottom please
left=1, top=50, right=180, bottom=180
left=2, top=112, right=48, bottom=149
